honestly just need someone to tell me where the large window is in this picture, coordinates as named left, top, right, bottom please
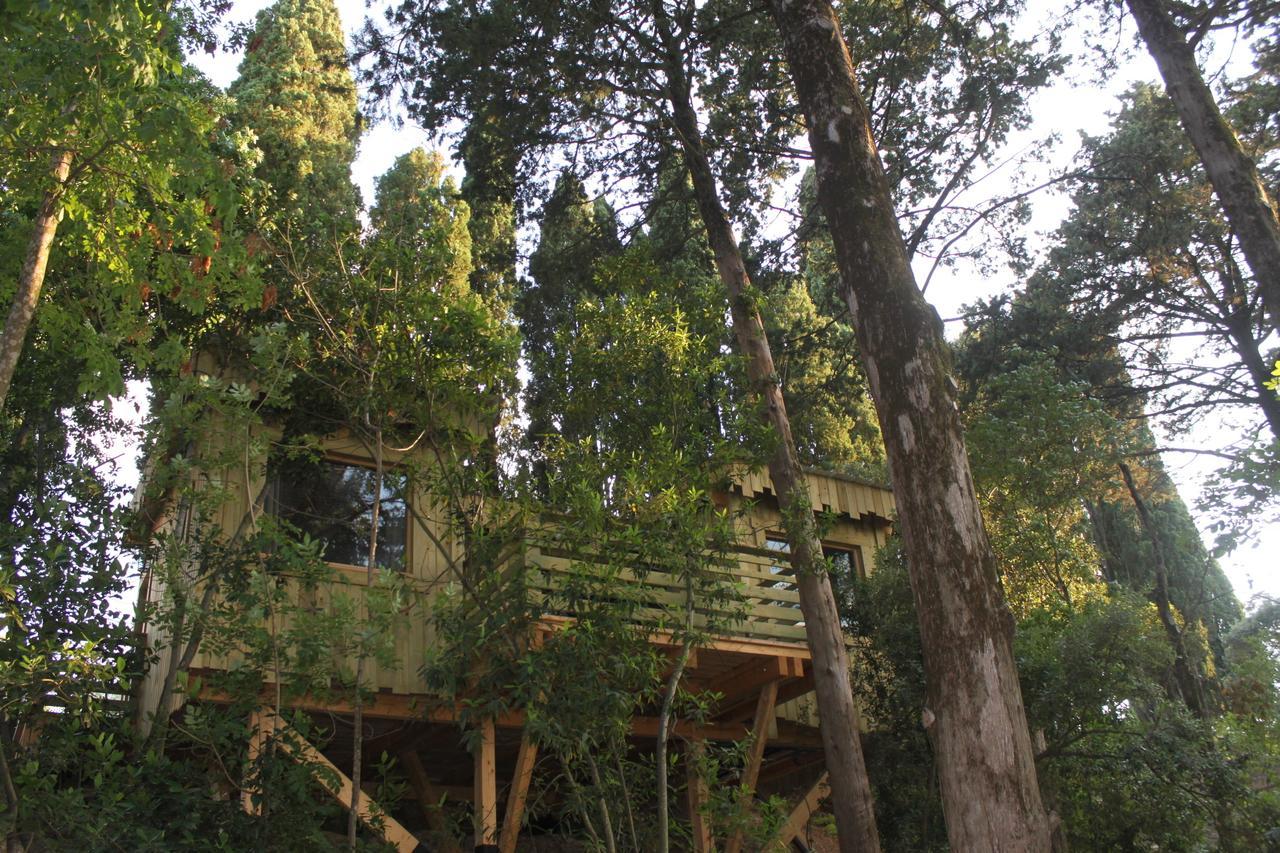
left=824, top=545, right=866, bottom=583
left=270, top=458, right=408, bottom=571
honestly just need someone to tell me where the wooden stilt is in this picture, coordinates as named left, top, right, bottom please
left=241, top=710, right=264, bottom=816
left=725, top=680, right=779, bottom=853
left=686, top=737, right=715, bottom=853
left=498, top=732, right=538, bottom=853
left=402, top=750, right=461, bottom=853
left=768, top=771, right=831, bottom=851
left=474, top=718, right=498, bottom=852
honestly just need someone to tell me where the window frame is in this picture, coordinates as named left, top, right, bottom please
left=764, top=533, right=866, bottom=581
left=268, top=451, right=412, bottom=579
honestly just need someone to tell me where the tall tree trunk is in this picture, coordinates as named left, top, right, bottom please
left=1224, top=310, right=1280, bottom=440
left=655, top=574, right=694, bottom=853
left=1117, top=462, right=1210, bottom=719
left=651, top=7, right=882, bottom=850
left=0, top=149, right=73, bottom=413
left=349, top=426, right=384, bottom=849
left=767, top=1, right=1053, bottom=849
left=1125, top=0, right=1280, bottom=336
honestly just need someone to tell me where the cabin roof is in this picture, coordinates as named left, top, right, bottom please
left=730, top=466, right=895, bottom=523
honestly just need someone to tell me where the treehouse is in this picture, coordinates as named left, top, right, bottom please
left=134, top=424, right=895, bottom=852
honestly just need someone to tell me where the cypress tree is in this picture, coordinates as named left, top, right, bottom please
left=519, top=171, right=621, bottom=477
left=368, top=147, right=472, bottom=298
left=230, top=0, right=360, bottom=245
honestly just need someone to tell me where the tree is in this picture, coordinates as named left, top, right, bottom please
left=768, top=0, right=1054, bottom=847
left=1121, top=0, right=1280, bottom=336
left=519, top=171, right=622, bottom=486
left=0, top=0, right=256, bottom=412
left=1037, top=84, right=1279, bottom=442
left=958, top=289, right=1243, bottom=703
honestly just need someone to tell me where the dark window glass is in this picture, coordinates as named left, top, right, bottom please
left=271, top=459, right=407, bottom=571
left=823, top=545, right=865, bottom=582
left=765, top=536, right=797, bottom=590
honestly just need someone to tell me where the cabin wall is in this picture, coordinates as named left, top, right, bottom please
left=184, top=431, right=466, bottom=694
left=727, top=469, right=896, bottom=731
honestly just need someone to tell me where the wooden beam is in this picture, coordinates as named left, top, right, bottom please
left=768, top=772, right=830, bottom=850
left=195, top=683, right=525, bottom=726
left=202, top=687, right=820, bottom=750
left=725, top=680, right=779, bottom=853
left=629, top=715, right=822, bottom=749
left=259, top=711, right=421, bottom=852
left=474, top=718, right=498, bottom=851
left=686, top=738, right=715, bottom=853
left=714, top=670, right=812, bottom=724
left=498, top=733, right=538, bottom=853
left=401, top=751, right=460, bottom=853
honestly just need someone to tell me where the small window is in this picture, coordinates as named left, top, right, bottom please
left=765, top=536, right=791, bottom=577
left=824, top=545, right=865, bottom=583
left=270, top=458, right=408, bottom=571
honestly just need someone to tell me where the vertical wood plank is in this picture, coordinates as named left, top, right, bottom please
left=403, top=750, right=461, bottom=853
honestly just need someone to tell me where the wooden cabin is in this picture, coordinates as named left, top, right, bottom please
left=134, top=427, right=895, bottom=852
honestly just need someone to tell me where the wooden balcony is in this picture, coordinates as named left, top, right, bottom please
left=178, top=466, right=893, bottom=696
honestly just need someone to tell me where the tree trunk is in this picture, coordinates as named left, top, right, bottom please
left=1125, top=0, right=1280, bottom=336
left=654, top=575, right=694, bottom=853
left=348, top=427, right=384, bottom=850
left=0, top=149, right=73, bottom=413
left=767, top=1, right=1053, bottom=849
left=651, top=7, right=882, bottom=850
left=1117, top=462, right=1210, bottom=719
left=1224, top=309, right=1280, bottom=440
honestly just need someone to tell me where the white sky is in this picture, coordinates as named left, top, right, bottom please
left=185, top=0, right=1277, bottom=604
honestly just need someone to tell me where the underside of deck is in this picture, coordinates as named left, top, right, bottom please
left=197, top=628, right=833, bottom=852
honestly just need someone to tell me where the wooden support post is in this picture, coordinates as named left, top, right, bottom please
left=686, top=737, right=715, bottom=853
left=725, top=680, right=779, bottom=853
left=474, top=718, right=498, bottom=852
left=241, top=710, right=264, bottom=816
left=498, top=732, right=538, bottom=853
left=402, top=751, right=461, bottom=853
left=768, top=771, right=830, bottom=851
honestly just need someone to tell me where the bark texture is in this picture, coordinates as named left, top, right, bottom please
left=767, top=1, right=1053, bottom=849
left=1125, top=0, right=1280, bottom=336
left=0, top=149, right=73, bottom=413
left=651, top=7, right=881, bottom=850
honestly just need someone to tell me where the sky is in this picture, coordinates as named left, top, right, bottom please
left=184, top=0, right=1278, bottom=604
